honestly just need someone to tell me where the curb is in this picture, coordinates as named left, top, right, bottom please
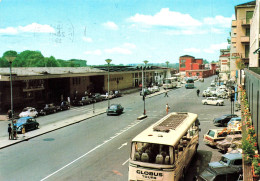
left=137, top=115, right=147, bottom=120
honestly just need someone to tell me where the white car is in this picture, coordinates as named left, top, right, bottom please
left=152, top=86, right=160, bottom=92
left=19, top=107, right=38, bottom=117
left=202, top=97, right=224, bottom=106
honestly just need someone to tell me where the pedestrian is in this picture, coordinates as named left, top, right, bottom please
left=13, top=124, right=17, bottom=139
left=8, top=123, right=12, bottom=140
left=166, top=103, right=170, bottom=115
left=22, top=125, right=26, bottom=138
left=197, top=89, right=200, bottom=97
left=7, top=109, right=12, bottom=120
left=164, top=89, right=169, bottom=97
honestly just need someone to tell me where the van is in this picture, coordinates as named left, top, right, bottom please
left=203, top=128, right=241, bottom=146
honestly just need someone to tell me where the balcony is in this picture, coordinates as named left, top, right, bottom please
left=241, top=18, right=252, bottom=26
left=231, top=37, right=237, bottom=43
left=232, top=20, right=237, bottom=27
left=241, top=36, right=250, bottom=44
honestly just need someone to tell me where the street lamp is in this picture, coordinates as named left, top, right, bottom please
left=143, top=60, right=148, bottom=87
left=142, top=60, right=148, bottom=116
left=105, top=59, right=112, bottom=108
left=6, top=56, right=16, bottom=140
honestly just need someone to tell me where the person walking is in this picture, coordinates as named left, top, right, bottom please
left=22, top=125, right=26, bottom=138
left=197, top=89, right=200, bottom=97
left=8, top=123, right=12, bottom=140
left=7, top=109, right=12, bottom=120
left=164, top=88, right=169, bottom=97
left=166, top=103, right=170, bottom=115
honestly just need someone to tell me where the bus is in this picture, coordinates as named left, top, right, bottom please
left=162, top=77, right=178, bottom=89
left=185, top=78, right=195, bottom=89
left=128, top=112, right=200, bottom=181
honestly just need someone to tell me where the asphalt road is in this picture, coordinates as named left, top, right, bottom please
left=0, top=76, right=239, bottom=181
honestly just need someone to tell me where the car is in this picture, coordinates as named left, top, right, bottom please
left=151, top=86, right=160, bottom=92
left=101, top=91, right=115, bottom=100
left=107, top=104, right=124, bottom=115
left=19, top=107, right=38, bottom=118
left=59, top=101, right=71, bottom=111
left=213, top=114, right=238, bottom=127
left=72, top=96, right=92, bottom=106
left=203, top=128, right=241, bottom=147
left=14, top=117, right=39, bottom=133
left=208, top=153, right=242, bottom=172
left=140, top=88, right=151, bottom=96
left=227, top=117, right=241, bottom=129
left=114, top=90, right=122, bottom=97
left=196, top=166, right=241, bottom=181
left=92, top=93, right=104, bottom=102
left=202, top=97, right=224, bottom=106
left=39, top=103, right=58, bottom=115
left=216, top=134, right=242, bottom=153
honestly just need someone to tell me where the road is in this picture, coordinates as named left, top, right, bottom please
left=0, top=76, right=239, bottom=181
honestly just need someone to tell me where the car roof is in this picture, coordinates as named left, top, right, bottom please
left=223, top=153, right=242, bottom=160
left=208, top=166, right=239, bottom=175
left=18, top=116, right=33, bottom=121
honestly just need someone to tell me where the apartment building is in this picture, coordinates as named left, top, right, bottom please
left=231, top=1, right=256, bottom=69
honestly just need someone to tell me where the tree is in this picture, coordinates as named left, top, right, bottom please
left=203, top=59, right=209, bottom=64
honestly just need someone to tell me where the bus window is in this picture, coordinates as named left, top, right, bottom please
left=131, top=142, right=174, bottom=165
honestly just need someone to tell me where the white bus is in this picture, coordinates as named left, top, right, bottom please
left=162, top=77, right=178, bottom=89
left=128, top=112, right=200, bottom=181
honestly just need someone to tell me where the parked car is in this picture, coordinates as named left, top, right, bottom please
left=227, top=117, right=241, bottom=129
left=39, top=103, right=58, bottom=115
left=92, top=93, right=104, bottom=102
left=19, top=107, right=38, bottom=118
left=101, top=91, right=115, bottom=100
left=151, top=86, right=160, bottom=92
left=203, top=128, right=241, bottom=147
left=72, top=96, right=92, bottom=106
left=58, top=101, right=71, bottom=111
left=196, top=166, right=241, bottom=181
left=216, top=134, right=242, bottom=153
left=202, top=97, right=224, bottom=106
left=107, top=104, right=124, bottom=115
left=114, top=90, right=122, bottom=97
left=140, top=88, right=151, bottom=96
left=213, top=114, right=238, bottom=127
left=208, top=153, right=242, bottom=172
left=14, top=117, right=39, bottom=133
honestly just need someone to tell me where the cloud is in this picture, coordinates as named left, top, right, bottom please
left=203, top=42, right=228, bottom=54
left=184, top=48, right=201, bottom=53
left=84, top=49, right=102, bottom=55
left=104, top=43, right=136, bottom=55
left=128, top=8, right=202, bottom=27
left=203, top=15, right=235, bottom=28
left=103, top=21, right=118, bottom=30
left=0, top=23, right=55, bottom=34
left=0, top=27, right=18, bottom=34
left=82, top=37, right=93, bottom=42
left=165, top=29, right=207, bottom=35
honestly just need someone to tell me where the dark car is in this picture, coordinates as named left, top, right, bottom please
left=92, top=93, right=104, bottom=102
left=107, top=104, right=124, bottom=115
left=213, top=114, right=238, bottom=127
left=72, top=96, right=92, bottom=106
left=59, top=101, right=71, bottom=111
left=14, top=117, right=39, bottom=133
left=39, top=103, right=58, bottom=115
left=196, top=167, right=241, bottom=181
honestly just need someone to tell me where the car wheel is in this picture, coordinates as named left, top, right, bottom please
left=204, top=102, right=207, bottom=105
left=68, top=106, right=70, bottom=109
left=53, top=109, right=56, bottom=113
left=35, top=125, right=38, bottom=129
left=216, top=103, right=220, bottom=106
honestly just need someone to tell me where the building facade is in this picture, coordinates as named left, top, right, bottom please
left=0, top=66, right=167, bottom=112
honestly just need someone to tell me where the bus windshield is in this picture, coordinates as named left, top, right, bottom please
left=131, top=142, right=174, bottom=165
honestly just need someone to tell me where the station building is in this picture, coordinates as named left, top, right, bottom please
left=0, top=66, right=170, bottom=112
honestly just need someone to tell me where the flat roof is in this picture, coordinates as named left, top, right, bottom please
left=132, top=112, right=198, bottom=146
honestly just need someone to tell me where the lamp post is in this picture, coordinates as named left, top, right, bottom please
left=165, top=61, right=169, bottom=89
left=143, top=60, right=148, bottom=87
left=105, top=59, right=112, bottom=108
left=6, top=56, right=16, bottom=140
left=142, top=60, right=148, bottom=116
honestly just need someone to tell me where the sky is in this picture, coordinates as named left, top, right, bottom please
left=0, top=0, right=250, bottom=65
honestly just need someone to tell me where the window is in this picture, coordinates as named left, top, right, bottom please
left=181, top=59, right=186, bottom=63
left=233, top=159, right=242, bottom=165
left=180, top=63, right=186, bottom=68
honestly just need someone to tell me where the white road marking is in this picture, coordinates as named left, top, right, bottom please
left=40, top=119, right=145, bottom=181
left=122, top=159, right=129, bottom=166
left=118, top=142, right=127, bottom=149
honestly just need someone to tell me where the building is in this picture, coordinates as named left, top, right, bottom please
left=232, top=1, right=256, bottom=68
left=0, top=66, right=167, bottom=112
left=219, top=53, right=230, bottom=72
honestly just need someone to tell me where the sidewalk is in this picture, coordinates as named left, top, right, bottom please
left=0, top=88, right=170, bottom=149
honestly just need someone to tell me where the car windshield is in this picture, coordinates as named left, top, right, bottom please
left=200, top=168, right=215, bottom=181
left=17, top=119, right=27, bottom=124
left=110, top=105, right=118, bottom=109
left=22, top=108, right=29, bottom=112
